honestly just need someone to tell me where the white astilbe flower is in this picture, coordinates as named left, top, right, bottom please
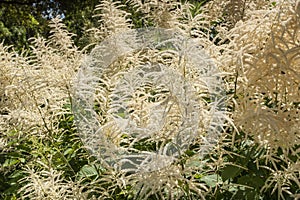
left=19, top=163, right=92, bottom=200
left=125, top=165, right=208, bottom=199
left=203, top=0, right=272, bottom=29
left=0, top=17, right=82, bottom=137
left=261, top=161, right=300, bottom=199
left=230, top=1, right=300, bottom=154
left=201, top=0, right=300, bottom=198
left=90, top=0, right=132, bottom=42
left=73, top=27, right=226, bottom=199
left=174, top=2, right=211, bottom=39
left=127, top=0, right=181, bottom=28
left=19, top=167, right=69, bottom=200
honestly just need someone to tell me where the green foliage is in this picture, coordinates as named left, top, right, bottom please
left=1, top=106, right=299, bottom=199
left=0, top=0, right=98, bottom=50
left=0, top=4, right=45, bottom=50
left=0, top=104, right=89, bottom=199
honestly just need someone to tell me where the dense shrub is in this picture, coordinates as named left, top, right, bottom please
left=0, top=0, right=299, bottom=199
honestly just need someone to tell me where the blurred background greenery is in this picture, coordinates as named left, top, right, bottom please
left=0, top=0, right=212, bottom=50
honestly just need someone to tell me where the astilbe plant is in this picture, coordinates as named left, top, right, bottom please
left=0, top=0, right=299, bottom=199
left=126, top=0, right=182, bottom=28
left=19, top=163, right=73, bottom=200
left=233, top=1, right=300, bottom=197
left=207, top=0, right=300, bottom=198
left=73, top=26, right=227, bottom=199
left=1, top=17, right=81, bottom=137
left=0, top=17, right=86, bottom=199
left=226, top=0, right=299, bottom=158
left=88, top=0, right=133, bottom=43
left=220, top=0, right=300, bottom=152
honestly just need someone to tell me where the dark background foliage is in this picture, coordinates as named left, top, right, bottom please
left=0, top=0, right=99, bottom=50
left=0, top=0, right=213, bottom=50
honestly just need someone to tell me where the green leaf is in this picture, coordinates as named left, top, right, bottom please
left=9, top=170, right=24, bottom=180
left=3, top=158, right=19, bottom=167
left=77, top=164, right=104, bottom=180
left=19, top=158, right=25, bottom=163
left=221, top=165, right=243, bottom=181
left=201, top=174, right=222, bottom=187
left=64, top=148, right=74, bottom=156
left=237, top=175, right=265, bottom=189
